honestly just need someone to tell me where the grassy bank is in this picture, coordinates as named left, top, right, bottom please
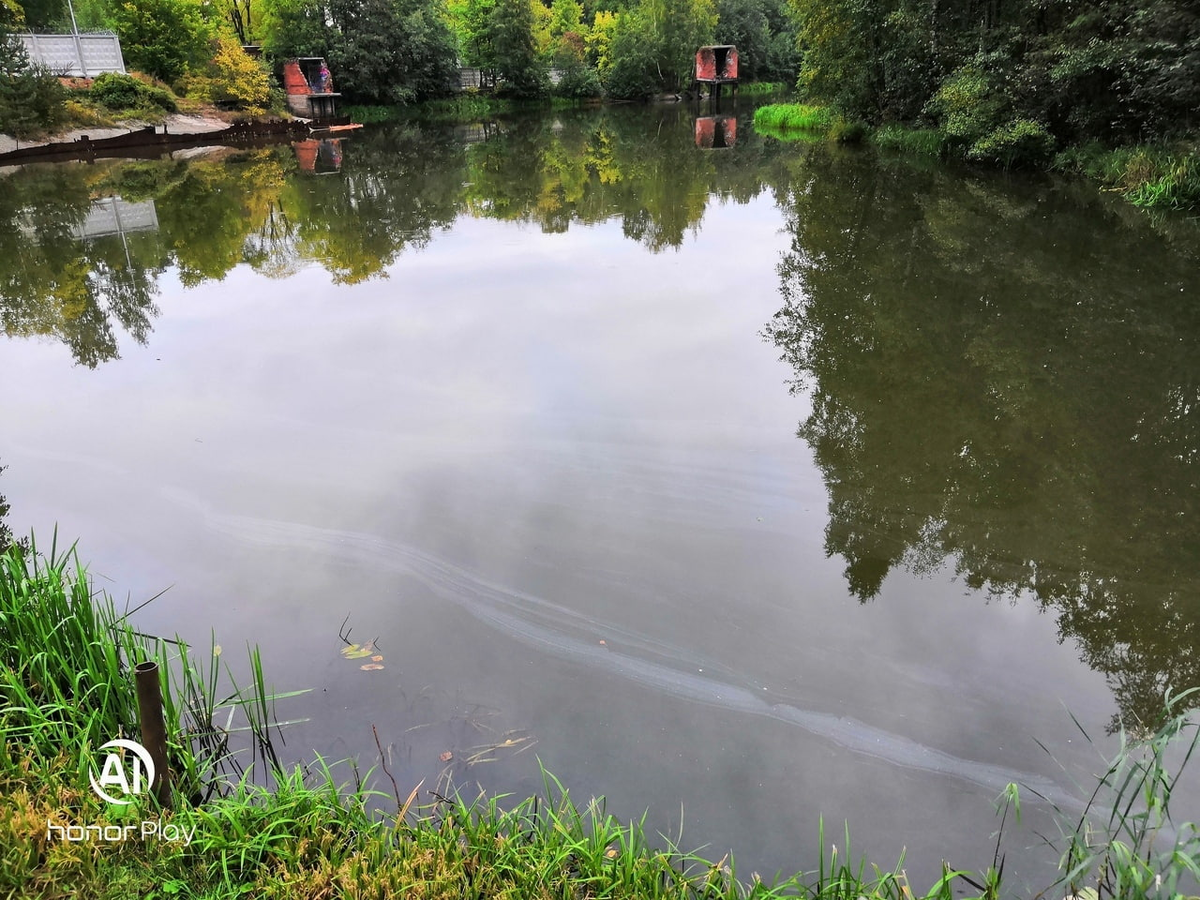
left=753, top=104, right=1200, bottom=211
left=736, top=82, right=791, bottom=96
left=347, top=94, right=590, bottom=125
left=3, top=538, right=1199, bottom=899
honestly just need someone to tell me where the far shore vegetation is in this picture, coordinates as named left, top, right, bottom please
left=2, top=531, right=1200, bottom=899
left=3, top=0, right=1197, bottom=209
left=753, top=103, right=1200, bottom=210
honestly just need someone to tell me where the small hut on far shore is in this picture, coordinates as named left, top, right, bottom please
left=283, top=58, right=343, bottom=123
left=694, top=46, right=738, bottom=100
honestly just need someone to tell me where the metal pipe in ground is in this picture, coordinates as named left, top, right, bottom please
left=134, top=660, right=172, bottom=809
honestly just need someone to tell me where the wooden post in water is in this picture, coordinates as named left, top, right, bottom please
left=134, top=661, right=172, bottom=808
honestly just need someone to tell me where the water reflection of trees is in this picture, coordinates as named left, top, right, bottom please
left=1, top=109, right=787, bottom=366
left=0, top=166, right=165, bottom=368
left=765, top=149, right=1200, bottom=731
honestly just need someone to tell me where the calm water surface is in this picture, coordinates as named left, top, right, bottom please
left=2, top=103, right=1199, bottom=892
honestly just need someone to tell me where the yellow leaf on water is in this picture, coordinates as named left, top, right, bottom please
left=342, top=641, right=376, bottom=659
left=360, top=663, right=384, bottom=671
left=371, top=655, right=384, bottom=662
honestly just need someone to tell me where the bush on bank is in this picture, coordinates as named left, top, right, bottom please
left=3, top=537, right=1200, bottom=899
left=754, top=103, right=1200, bottom=211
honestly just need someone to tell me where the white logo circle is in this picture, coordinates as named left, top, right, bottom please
left=88, top=739, right=156, bottom=805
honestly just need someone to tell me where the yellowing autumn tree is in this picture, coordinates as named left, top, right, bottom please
left=181, top=38, right=272, bottom=111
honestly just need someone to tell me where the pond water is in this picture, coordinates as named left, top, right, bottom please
left=2, top=102, right=1199, bottom=892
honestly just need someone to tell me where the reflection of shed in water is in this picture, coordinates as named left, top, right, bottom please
left=283, top=57, right=344, bottom=123
left=695, top=116, right=737, bottom=149
left=292, top=139, right=343, bottom=174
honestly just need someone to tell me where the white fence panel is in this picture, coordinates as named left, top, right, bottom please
left=19, top=33, right=127, bottom=77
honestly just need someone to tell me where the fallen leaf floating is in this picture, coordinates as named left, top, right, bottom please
left=370, top=655, right=383, bottom=662
left=341, top=640, right=377, bottom=660
left=439, top=751, right=453, bottom=762
left=360, top=663, right=385, bottom=671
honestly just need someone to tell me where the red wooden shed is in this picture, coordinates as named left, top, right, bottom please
left=695, top=46, right=738, bottom=84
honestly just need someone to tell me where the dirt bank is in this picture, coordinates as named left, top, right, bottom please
left=0, top=112, right=240, bottom=156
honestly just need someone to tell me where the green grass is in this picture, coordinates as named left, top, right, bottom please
left=737, top=82, right=790, bottom=96
left=1054, top=143, right=1200, bottom=210
left=869, top=124, right=951, bottom=158
left=347, top=94, right=587, bottom=125
left=753, top=105, right=866, bottom=144
left=343, top=104, right=404, bottom=124
left=753, top=103, right=833, bottom=133
left=3, top=536, right=1200, bottom=899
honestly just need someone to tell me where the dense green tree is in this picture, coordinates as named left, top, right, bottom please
left=487, top=0, right=547, bottom=96
left=260, top=0, right=331, bottom=58
left=324, top=0, right=459, bottom=103
left=0, top=30, right=67, bottom=137
left=638, top=0, right=715, bottom=91
left=714, top=0, right=768, bottom=80
left=601, top=13, right=658, bottom=98
left=787, top=0, right=1199, bottom=143
left=602, top=0, right=714, bottom=96
left=1, top=0, right=23, bottom=28
left=448, top=0, right=497, bottom=79
left=713, top=0, right=801, bottom=84
left=15, top=0, right=67, bottom=29
left=547, top=0, right=582, bottom=41
left=108, top=0, right=217, bottom=84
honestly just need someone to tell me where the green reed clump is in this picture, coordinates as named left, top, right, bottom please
left=1054, top=143, right=1200, bottom=210
left=419, top=93, right=519, bottom=120
left=738, top=82, right=790, bottom=96
left=754, top=105, right=866, bottom=145
left=0, top=534, right=145, bottom=756
left=1045, top=686, right=1200, bottom=900
left=343, top=104, right=402, bottom=124
left=870, top=124, right=950, bottom=158
left=0, top=537, right=302, bottom=809
left=753, top=103, right=833, bottom=133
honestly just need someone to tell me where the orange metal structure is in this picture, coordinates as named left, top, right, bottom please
left=695, top=46, right=738, bottom=84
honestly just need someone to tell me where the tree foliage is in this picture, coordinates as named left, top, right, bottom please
left=488, top=0, right=547, bottom=96
left=181, top=39, right=272, bottom=111
left=0, top=33, right=67, bottom=137
left=108, top=0, right=217, bottom=84
left=602, top=0, right=715, bottom=96
left=715, top=0, right=797, bottom=82
left=787, top=0, right=1200, bottom=143
left=260, top=0, right=330, bottom=58
left=262, top=0, right=459, bottom=104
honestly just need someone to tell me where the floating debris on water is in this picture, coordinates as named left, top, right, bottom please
left=341, top=640, right=378, bottom=660
left=341, top=636, right=386, bottom=673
